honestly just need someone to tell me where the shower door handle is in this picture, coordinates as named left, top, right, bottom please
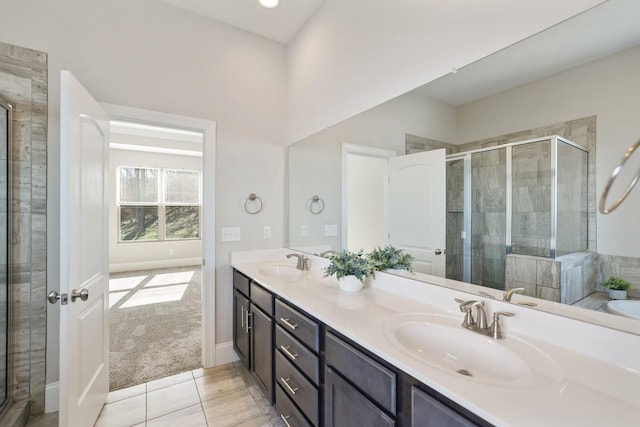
left=435, top=249, right=444, bottom=255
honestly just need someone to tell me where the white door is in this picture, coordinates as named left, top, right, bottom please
left=388, top=149, right=446, bottom=276
left=59, top=70, right=110, bottom=427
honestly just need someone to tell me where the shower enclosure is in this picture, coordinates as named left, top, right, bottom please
left=445, top=136, right=588, bottom=289
left=0, top=97, right=11, bottom=417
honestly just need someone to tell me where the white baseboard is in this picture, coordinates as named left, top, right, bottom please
left=109, top=258, right=201, bottom=273
left=215, top=341, right=239, bottom=366
left=45, top=381, right=59, bottom=413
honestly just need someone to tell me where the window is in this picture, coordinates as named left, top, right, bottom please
left=117, top=166, right=201, bottom=242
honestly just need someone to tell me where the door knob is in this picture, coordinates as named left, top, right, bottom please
left=435, top=249, right=444, bottom=255
left=71, top=288, right=89, bottom=302
left=47, top=291, right=68, bottom=305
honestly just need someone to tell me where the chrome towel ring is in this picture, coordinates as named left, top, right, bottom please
left=244, top=193, right=263, bottom=215
left=599, top=139, right=640, bottom=214
left=307, top=195, right=325, bottom=214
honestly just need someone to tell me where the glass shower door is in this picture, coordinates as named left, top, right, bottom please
left=470, top=148, right=507, bottom=290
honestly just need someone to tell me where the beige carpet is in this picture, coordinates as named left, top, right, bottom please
left=109, top=265, right=202, bottom=391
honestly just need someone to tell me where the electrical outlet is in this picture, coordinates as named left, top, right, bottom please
left=263, top=226, right=271, bottom=239
left=301, top=225, right=308, bottom=237
left=325, top=224, right=338, bottom=236
left=221, top=227, right=241, bottom=242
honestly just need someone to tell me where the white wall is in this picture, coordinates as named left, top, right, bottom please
left=288, top=91, right=457, bottom=250
left=0, top=0, right=286, bottom=386
left=285, top=0, right=606, bottom=143
left=109, top=149, right=202, bottom=272
left=456, top=45, right=640, bottom=258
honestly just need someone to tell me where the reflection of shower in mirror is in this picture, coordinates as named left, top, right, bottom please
left=599, top=139, right=640, bottom=214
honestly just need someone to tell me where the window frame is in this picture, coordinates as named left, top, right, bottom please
left=116, top=165, right=202, bottom=243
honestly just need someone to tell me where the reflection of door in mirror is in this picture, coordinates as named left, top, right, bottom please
left=389, top=150, right=446, bottom=276
left=342, top=144, right=446, bottom=276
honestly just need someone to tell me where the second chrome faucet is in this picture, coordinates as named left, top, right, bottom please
left=456, top=298, right=514, bottom=339
left=286, top=253, right=310, bottom=271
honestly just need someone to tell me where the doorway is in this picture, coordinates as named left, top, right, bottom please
left=102, top=104, right=217, bottom=383
left=107, top=119, right=205, bottom=389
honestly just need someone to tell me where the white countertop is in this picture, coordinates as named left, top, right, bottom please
left=231, top=249, right=640, bottom=427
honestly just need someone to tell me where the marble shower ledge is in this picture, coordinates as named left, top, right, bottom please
left=231, top=248, right=640, bottom=427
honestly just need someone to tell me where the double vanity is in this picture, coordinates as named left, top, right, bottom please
left=231, top=249, right=640, bottom=426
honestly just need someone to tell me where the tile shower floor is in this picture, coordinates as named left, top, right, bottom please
left=27, top=362, right=285, bottom=427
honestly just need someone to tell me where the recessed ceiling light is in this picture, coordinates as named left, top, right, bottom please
left=258, top=0, right=280, bottom=9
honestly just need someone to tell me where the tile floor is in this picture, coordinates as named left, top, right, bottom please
left=27, top=362, right=285, bottom=427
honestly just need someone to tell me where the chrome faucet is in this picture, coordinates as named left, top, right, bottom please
left=286, top=253, right=310, bottom=271
left=319, top=250, right=336, bottom=258
left=455, top=298, right=514, bottom=339
left=503, top=287, right=524, bottom=302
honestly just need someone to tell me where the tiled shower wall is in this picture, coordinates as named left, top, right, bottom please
left=0, top=41, right=48, bottom=423
left=505, top=252, right=597, bottom=304
left=599, top=255, right=640, bottom=299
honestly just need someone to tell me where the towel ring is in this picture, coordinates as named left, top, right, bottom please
left=244, top=193, right=263, bottom=215
left=599, top=139, right=640, bottom=214
left=307, top=195, right=325, bottom=214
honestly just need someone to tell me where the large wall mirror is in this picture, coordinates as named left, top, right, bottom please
left=288, top=0, right=640, bottom=335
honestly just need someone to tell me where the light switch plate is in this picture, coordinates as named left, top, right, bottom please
left=221, top=227, right=241, bottom=242
left=325, top=224, right=338, bottom=236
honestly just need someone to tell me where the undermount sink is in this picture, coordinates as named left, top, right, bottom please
left=258, top=263, right=304, bottom=281
left=383, top=313, right=561, bottom=388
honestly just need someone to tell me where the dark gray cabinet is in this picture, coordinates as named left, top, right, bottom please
left=325, top=367, right=395, bottom=427
left=274, top=299, right=321, bottom=426
left=251, top=302, right=273, bottom=401
left=411, top=386, right=478, bottom=427
left=233, top=270, right=275, bottom=403
left=233, top=289, right=250, bottom=368
left=233, top=268, right=489, bottom=427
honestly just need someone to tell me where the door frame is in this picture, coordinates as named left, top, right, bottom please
left=102, top=103, right=217, bottom=368
left=341, top=143, right=395, bottom=251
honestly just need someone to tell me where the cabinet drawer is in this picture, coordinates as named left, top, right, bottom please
left=275, top=383, right=312, bottom=427
left=251, top=282, right=273, bottom=315
left=276, top=325, right=320, bottom=385
left=276, top=351, right=319, bottom=426
left=411, top=386, right=476, bottom=427
left=326, top=332, right=396, bottom=415
left=233, top=269, right=250, bottom=297
left=275, top=300, right=320, bottom=353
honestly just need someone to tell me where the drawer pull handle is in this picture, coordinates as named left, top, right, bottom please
left=280, top=317, right=299, bottom=331
left=280, top=414, right=292, bottom=427
left=280, top=377, right=299, bottom=395
left=240, top=306, right=245, bottom=327
left=280, top=345, right=299, bottom=360
left=245, top=311, right=252, bottom=333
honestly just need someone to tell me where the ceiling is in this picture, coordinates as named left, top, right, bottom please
left=416, top=0, right=640, bottom=106
left=160, top=0, right=325, bottom=44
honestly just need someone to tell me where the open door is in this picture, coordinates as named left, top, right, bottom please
left=388, top=149, right=446, bottom=276
left=58, top=70, right=110, bottom=426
